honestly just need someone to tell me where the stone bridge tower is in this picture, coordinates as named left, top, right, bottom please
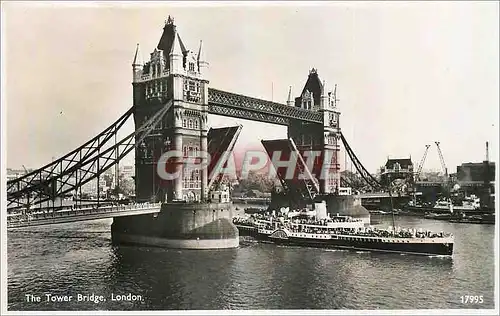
left=287, top=69, right=341, bottom=194
left=132, top=16, right=209, bottom=203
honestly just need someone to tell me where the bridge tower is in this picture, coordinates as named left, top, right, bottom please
left=132, top=16, right=209, bottom=203
left=111, top=16, right=239, bottom=250
left=287, top=69, right=341, bottom=194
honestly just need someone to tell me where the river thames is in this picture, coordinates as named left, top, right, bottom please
left=7, top=213, right=496, bottom=311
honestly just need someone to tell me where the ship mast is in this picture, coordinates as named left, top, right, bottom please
left=388, top=184, right=396, bottom=229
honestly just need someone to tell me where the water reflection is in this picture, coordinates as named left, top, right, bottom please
left=7, top=215, right=495, bottom=311
left=109, top=245, right=239, bottom=310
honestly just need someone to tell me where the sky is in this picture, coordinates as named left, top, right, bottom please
left=2, top=1, right=499, bottom=174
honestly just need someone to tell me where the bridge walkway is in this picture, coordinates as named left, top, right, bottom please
left=7, top=202, right=162, bottom=229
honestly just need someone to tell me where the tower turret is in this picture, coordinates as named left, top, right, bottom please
left=320, top=80, right=328, bottom=110
left=132, top=43, right=143, bottom=83
left=169, top=32, right=184, bottom=74
left=197, top=40, right=209, bottom=79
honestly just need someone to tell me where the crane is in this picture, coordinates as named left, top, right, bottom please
left=435, top=142, right=448, bottom=177
left=415, top=144, right=431, bottom=181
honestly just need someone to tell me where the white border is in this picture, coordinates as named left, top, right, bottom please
left=1, top=1, right=499, bottom=315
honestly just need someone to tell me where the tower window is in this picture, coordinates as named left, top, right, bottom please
left=183, top=119, right=187, bottom=128
left=189, top=81, right=196, bottom=91
left=188, top=120, right=193, bottom=129
left=189, top=62, right=195, bottom=72
left=194, top=120, right=199, bottom=129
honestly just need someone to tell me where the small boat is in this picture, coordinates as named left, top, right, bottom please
left=244, top=207, right=265, bottom=215
left=424, top=212, right=454, bottom=220
left=449, top=213, right=495, bottom=225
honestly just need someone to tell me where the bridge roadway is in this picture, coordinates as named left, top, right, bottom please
left=7, top=202, right=161, bottom=229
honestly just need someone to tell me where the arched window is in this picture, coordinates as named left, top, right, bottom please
left=188, top=120, right=193, bottom=129
left=194, top=146, right=198, bottom=157
left=189, top=62, right=195, bottom=72
left=183, top=119, right=187, bottom=128
left=183, top=146, right=188, bottom=157
left=194, top=120, right=198, bottom=129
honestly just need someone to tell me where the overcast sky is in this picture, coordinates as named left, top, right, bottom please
left=2, top=1, right=498, bottom=174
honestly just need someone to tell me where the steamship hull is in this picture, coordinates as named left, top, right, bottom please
left=250, top=228, right=453, bottom=256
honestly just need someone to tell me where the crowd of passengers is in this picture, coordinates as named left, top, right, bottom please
left=234, top=211, right=358, bottom=226
left=260, top=223, right=450, bottom=239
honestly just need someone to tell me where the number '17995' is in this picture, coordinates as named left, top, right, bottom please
left=461, top=295, right=483, bottom=304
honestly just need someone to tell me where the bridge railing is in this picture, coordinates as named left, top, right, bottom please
left=8, top=201, right=116, bottom=214
left=7, top=202, right=162, bottom=226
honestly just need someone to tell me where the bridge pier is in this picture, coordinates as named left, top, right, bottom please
left=111, top=202, right=242, bottom=249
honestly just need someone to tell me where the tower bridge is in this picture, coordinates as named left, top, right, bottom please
left=7, top=17, right=383, bottom=247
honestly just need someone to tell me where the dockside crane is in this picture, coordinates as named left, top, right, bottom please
left=415, top=145, right=431, bottom=181
left=435, top=141, right=448, bottom=177
left=435, top=141, right=452, bottom=200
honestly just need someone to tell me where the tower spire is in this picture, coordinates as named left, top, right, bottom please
left=170, top=33, right=184, bottom=56
left=132, top=43, right=143, bottom=83
left=320, top=80, right=328, bottom=109
left=169, top=32, right=184, bottom=74
left=197, top=40, right=206, bottom=62
left=287, top=86, right=294, bottom=106
left=333, top=84, right=339, bottom=108
left=132, top=43, right=143, bottom=66
left=197, top=39, right=209, bottom=78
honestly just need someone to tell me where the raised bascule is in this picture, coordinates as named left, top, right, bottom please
left=7, top=17, right=381, bottom=248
